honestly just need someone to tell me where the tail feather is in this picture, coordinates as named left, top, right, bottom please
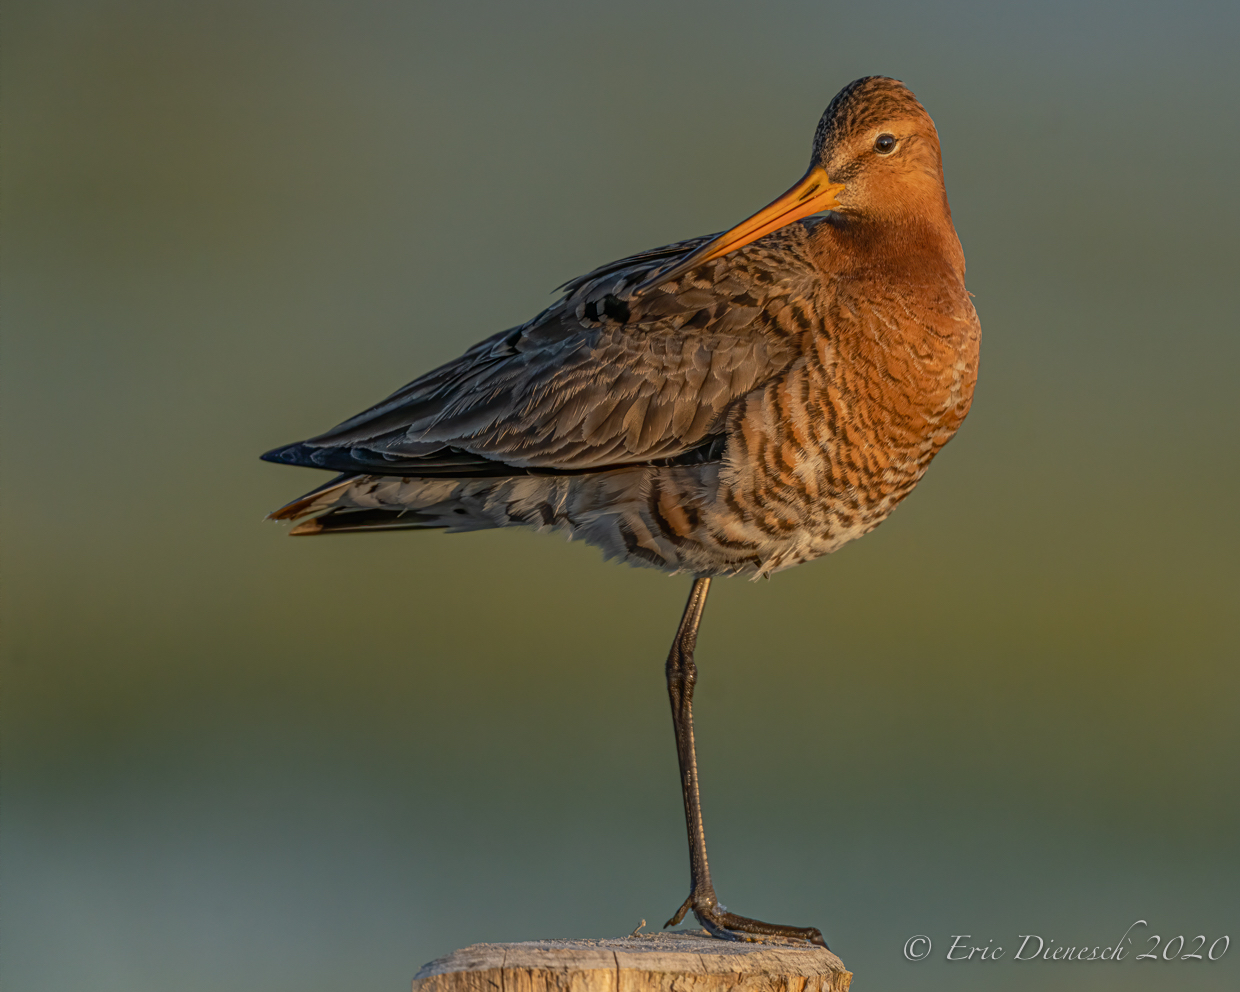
left=267, top=474, right=354, bottom=521
left=288, top=507, right=445, bottom=536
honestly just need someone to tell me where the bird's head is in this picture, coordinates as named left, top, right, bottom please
left=809, top=76, right=949, bottom=225
left=636, top=77, right=954, bottom=293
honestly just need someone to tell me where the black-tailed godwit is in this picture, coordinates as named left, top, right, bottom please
left=264, top=76, right=980, bottom=945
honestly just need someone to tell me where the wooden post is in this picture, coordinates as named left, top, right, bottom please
left=412, top=932, right=852, bottom=992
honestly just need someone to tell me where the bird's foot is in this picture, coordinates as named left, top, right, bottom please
left=664, top=892, right=827, bottom=947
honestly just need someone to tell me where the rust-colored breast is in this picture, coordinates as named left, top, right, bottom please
left=701, top=257, right=980, bottom=572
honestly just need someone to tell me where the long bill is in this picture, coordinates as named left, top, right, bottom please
left=634, top=166, right=845, bottom=295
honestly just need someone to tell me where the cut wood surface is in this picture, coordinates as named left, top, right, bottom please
left=411, top=931, right=851, bottom=992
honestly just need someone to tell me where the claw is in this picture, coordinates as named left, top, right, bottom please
left=664, top=894, right=694, bottom=929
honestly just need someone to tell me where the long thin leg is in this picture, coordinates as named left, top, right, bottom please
left=662, top=577, right=826, bottom=947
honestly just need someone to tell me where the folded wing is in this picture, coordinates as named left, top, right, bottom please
left=262, top=226, right=822, bottom=477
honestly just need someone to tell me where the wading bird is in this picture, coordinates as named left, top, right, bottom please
left=263, top=76, right=980, bottom=946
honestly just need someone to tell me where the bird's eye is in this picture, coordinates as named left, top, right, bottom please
left=874, top=133, right=897, bottom=154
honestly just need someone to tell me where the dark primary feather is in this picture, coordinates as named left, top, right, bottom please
left=262, top=224, right=824, bottom=478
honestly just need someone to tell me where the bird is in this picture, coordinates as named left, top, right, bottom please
left=262, top=76, right=980, bottom=947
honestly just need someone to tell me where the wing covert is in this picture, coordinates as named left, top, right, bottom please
left=266, top=224, right=823, bottom=475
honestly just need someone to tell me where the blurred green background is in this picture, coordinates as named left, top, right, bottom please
left=3, top=2, right=1237, bottom=990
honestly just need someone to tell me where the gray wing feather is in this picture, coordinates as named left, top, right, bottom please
left=283, top=225, right=820, bottom=474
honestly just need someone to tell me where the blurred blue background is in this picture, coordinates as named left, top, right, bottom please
left=2, top=2, right=1237, bottom=990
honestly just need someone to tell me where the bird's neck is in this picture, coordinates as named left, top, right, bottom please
left=809, top=209, right=967, bottom=288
